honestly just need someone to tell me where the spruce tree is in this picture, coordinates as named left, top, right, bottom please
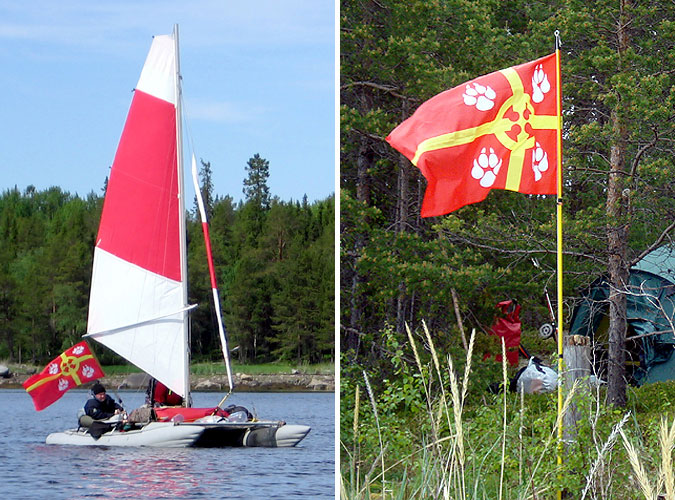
left=243, top=153, right=271, bottom=210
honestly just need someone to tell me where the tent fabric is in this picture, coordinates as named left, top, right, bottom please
left=633, top=245, right=675, bottom=283
left=568, top=245, right=675, bottom=385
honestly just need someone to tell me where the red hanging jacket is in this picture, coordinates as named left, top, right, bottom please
left=153, top=380, right=183, bottom=406
left=485, top=300, right=522, bottom=366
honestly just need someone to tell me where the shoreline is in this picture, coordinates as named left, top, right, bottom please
left=0, top=372, right=335, bottom=393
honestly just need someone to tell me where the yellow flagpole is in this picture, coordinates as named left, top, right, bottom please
left=554, top=30, right=564, bottom=500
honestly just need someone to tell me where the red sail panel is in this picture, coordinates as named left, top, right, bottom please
left=96, top=89, right=180, bottom=282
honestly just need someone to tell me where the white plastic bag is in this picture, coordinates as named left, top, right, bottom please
left=516, top=357, right=557, bottom=394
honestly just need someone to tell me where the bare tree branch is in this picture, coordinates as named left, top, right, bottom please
left=443, top=234, right=608, bottom=265
left=347, top=127, right=389, bottom=144
left=341, top=81, right=412, bottom=101
left=629, top=222, right=675, bottom=267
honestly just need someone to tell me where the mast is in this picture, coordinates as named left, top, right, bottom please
left=191, top=155, right=236, bottom=397
left=173, top=24, right=191, bottom=405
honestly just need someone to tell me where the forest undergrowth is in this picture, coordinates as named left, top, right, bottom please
left=341, top=323, right=675, bottom=499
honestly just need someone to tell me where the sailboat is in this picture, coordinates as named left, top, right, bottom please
left=45, top=25, right=310, bottom=448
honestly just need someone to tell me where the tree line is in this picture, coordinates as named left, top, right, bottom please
left=0, top=154, right=334, bottom=366
left=341, top=0, right=675, bottom=406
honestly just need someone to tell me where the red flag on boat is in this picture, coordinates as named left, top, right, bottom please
left=387, top=53, right=559, bottom=216
left=23, top=341, right=105, bottom=411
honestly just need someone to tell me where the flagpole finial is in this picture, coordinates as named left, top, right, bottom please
left=554, top=30, right=562, bottom=50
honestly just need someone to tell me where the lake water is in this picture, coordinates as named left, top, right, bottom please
left=0, top=390, right=334, bottom=499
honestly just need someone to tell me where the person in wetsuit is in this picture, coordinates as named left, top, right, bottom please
left=84, top=382, right=123, bottom=420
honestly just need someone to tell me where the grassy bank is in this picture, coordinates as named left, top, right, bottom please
left=341, top=324, right=675, bottom=499
left=191, top=361, right=334, bottom=376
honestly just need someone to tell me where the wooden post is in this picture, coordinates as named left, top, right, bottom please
left=563, top=335, right=590, bottom=443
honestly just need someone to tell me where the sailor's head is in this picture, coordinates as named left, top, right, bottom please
left=91, top=382, right=106, bottom=400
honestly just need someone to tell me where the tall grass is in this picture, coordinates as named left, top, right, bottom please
left=343, top=324, right=576, bottom=498
left=617, top=415, right=675, bottom=500
left=363, top=369, right=386, bottom=495
left=341, top=323, right=675, bottom=499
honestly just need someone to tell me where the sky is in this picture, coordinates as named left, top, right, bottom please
left=0, top=1, right=335, bottom=204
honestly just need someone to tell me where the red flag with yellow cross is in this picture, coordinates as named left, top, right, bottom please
left=387, top=53, right=560, bottom=217
left=23, top=341, right=105, bottom=411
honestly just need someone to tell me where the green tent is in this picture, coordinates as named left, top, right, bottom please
left=568, top=245, right=675, bottom=385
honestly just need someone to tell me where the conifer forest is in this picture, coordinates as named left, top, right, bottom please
left=0, top=155, right=334, bottom=366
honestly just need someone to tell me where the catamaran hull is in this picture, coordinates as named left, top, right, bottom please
left=46, top=422, right=203, bottom=447
left=45, top=422, right=310, bottom=448
left=191, top=422, right=311, bottom=448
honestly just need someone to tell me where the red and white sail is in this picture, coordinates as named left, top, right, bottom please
left=86, top=31, right=190, bottom=397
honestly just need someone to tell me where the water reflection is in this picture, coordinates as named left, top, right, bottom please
left=108, top=452, right=188, bottom=498
left=88, top=449, right=224, bottom=499
left=28, top=443, right=236, bottom=498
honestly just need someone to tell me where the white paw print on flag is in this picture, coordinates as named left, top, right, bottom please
left=72, top=345, right=85, bottom=355
left=471, top=147, right=502, bottom=188
left=82, top=365, right=95, bottom=379
left=532, top=142, right=549, bottom=181
left=48, top=363, right=59, bottom=375
left=463, top=83, right=496, bottom=111
left=58, top=379, right=69, bottom=392
left=532, top=64, right=551, bottom=103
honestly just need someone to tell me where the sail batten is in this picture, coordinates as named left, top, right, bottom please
left=85, top=304, right=198, bottom=338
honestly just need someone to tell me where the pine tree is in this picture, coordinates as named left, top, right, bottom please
left=243, top=153, right=271, bottom=209
left=193, top=158, right=215, bottom=217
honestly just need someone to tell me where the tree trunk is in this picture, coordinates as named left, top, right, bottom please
left=395, top=118, right=410, bottom=334
left=355, top=135, right=372, bottom=207
left=346, top=134, right=373, bottom=351
left=396, top=150, right=409, bottom=234
left=606, top=0, right=631, bottom=407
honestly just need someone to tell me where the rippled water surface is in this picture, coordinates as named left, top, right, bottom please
left=0, top=390, right=334, bottom=499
